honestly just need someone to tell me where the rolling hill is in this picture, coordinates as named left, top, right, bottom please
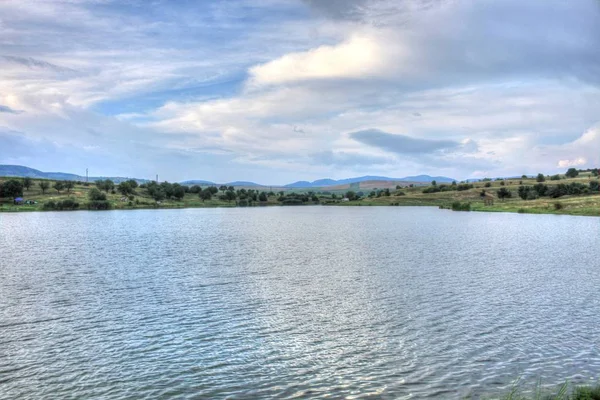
left=0, top=165, right=149, bottom=184
left=1, top=164, right=455, bottom=188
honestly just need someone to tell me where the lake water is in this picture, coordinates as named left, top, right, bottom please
left=1, top=207, right=599, bottom=399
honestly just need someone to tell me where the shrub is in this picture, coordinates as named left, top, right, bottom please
left=396, top=191, right=406, bottom=196
left=554, top=202, right=563, bottom=210
left=497, top=187, right=512, bottom=200
left=43, top=200, right=57, bottom=210
left=484, top=182, right=492, bottom=188
left=88, top=188, right=107, bottom=201
left=238, top=199, right=248, bottom=207
left=87, top=200, right=112, bottom=210
left=536, top=173, right=546, bottom=182
left=456, top=183, right=474, bottom=191
left=43, top=199, right=79, bottom=210
left=565, top=167, right=579, bottom=178
left=451, top=201, right=471, bottom=211
left=57, top=199, right=79, bottom=210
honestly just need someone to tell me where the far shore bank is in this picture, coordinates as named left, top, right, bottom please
left=2, top=172, right=599, bottom=217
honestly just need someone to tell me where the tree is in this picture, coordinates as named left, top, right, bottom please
left=23, top=177, right=32, bottom=191
left=199, top=189, right=212, bottom=202
left=219, top=185, right=227, bottom=193
left=208, top=186, right=219, bottom=194
left=1, top=179, right=24, bottom=199
left=88, top=188, right=107, bottom=201
left=53, top=181, right=65, bottom=194
left=39, top=181, right=50, bottom=194
left=431, top=180, right=437, bottom=186
left=497, top=187, right=512, bottom=200
left=565, top=168, right=579, bottom=178
left=536, top=173, right=546, bottom=182
left=118, top=181, right=133, bottom=196
left=151, top=188, right=166, bottom=202
left=172, top=184, right=185, bottom=200
left=190, top=185, right=202, bottom=194
left=64, top=180, right=75, bottom=194
left=96, top=179, right=114, bottom=193
left=126, top=179, right=138, bottom=189
left=592, top=169, right=599, bottom=177
left=259, top=192, right=268, bottom=202
left=345, top=191, right=356, bottom=201
left=227, top=185, right=234, bottom=192
left=225, top=190, right=237, bottom=202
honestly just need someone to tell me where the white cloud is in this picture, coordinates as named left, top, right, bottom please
left=1, top=0, right=600, bottom=183
left=247, top=34, right=390, bottom=87
left=558, top=158, right=587, bottom=168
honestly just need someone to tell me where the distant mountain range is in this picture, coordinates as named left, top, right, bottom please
left=1, top=165, right=455, bottom=188
left=284, top=175, right=454, bottom=188
left=0, top=165, right=150, bottom=184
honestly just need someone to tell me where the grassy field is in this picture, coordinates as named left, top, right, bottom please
left=328, top=173, right=600, bottom=217
left=1, top=173, right=599, bottom=216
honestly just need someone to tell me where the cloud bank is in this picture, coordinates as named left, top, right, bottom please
left=0, top=0, right=599, bottom=182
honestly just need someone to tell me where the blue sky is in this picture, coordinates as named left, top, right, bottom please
left=0, top=0, right=599, bottom=184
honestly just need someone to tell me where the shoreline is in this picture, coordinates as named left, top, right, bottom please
left=1, top=201, right=598, bottom=217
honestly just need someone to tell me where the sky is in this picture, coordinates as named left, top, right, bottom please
left=0, top=0, right=599, bottom=184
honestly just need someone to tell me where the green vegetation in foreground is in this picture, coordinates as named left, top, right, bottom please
left=1, top=167, right=599, bottom=216
left=484, top=380, right=600, bottom=400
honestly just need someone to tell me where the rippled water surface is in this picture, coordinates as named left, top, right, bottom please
left=1, top=207, right=600, bottom=399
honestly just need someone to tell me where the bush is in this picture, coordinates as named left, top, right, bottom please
left=88, top=188, right=107, bottom=201
left=43, top=199, right=79, bottom=210
left=396, top=191, right=406, bottom=196
left=422, top=186, right=441, bottom=194
left=536, top=173, right=546, bottom=182
left=87, top=200, right=112, bottom=210
left=43, top=200, right=57, bottom=210
left=484, top=182, right=492, bottom=188
left=456, top=183, right=474, bottom=191
left=565, top=168, right=579, bottom=178
left=57, top=199, right=79, bottom=210
left=451, top=201, right=471, bottom=211
left=554, top=202, right=564, bottom=210
left=238, top=199, right=248, bottom=207
left=497, top=187, right=512, bottom=200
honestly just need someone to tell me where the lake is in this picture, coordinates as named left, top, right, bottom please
left=1, top=207, right=599, bottom=399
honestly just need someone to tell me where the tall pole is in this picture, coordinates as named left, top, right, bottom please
left=156, top=174, right=158, bottom=183
left=86, top=168, right=88, bottom=183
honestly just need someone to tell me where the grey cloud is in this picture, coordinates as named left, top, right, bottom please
left=301, top=0, right=370, bottom=20
left=349, top=129, right=459, bottom=154
left=0, top=105, right=22, bottom=114
left=301, top=0, right=444, bottom=23
left=1, top=55, right=76, bottom=73
left=310, top=150, right=390, bottom=166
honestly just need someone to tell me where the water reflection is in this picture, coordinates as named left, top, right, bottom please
left=1, top=207, right=599, bottom=399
